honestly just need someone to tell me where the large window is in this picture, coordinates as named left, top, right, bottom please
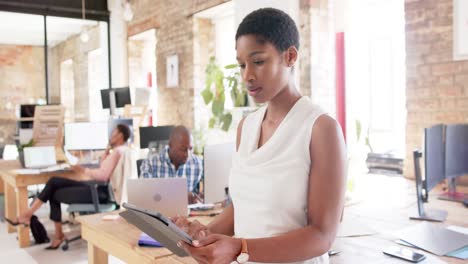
left=194, top=1, right=236, bottom=139
left=60, top=59, right=74, bottom=122
left=88, top=48, right=109, bottom=122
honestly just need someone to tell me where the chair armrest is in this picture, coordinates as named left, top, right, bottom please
left=83, top=181, right=108, bottom=212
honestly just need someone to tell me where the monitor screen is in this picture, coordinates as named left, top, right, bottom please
left=425, top=124, right=445, bottom=191
left=203, top=142, right=235, bottom=203
left=20, top=104, right=36, bottom=117
left=101, top=87, right=131, bottom=109
left=65, top=122, right=109, bottom=150
left=20, top=104, right=36, bottom=128
left=109, top=118, right=134, bottom=143
left=445, top=124, right=468, bottom=179
left=139, top=126, right=174, bottom=149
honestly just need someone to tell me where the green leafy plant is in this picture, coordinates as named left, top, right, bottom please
left=201, top=57, right=248, bottom=131
left=18, top=139, right=35, bottom=151
left=355, top=119, right=373, bottom=153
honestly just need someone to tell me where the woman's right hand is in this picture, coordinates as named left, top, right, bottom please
left=171, top=216, right=210, bottom=240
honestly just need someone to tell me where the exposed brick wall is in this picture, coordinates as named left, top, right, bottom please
left=0, top=45, right=45, bottom=143
left=299, top=0, right=312, bottom=97
left=128, top=0, right=317, bottom=129
left=128, top=0, right=229, bottom=129
left=404, top=0, right=468, bottom=178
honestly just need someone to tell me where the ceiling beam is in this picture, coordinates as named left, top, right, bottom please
left=0, top=0, right=109, bottom=21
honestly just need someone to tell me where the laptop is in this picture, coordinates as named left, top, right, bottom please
left=24, top=146, right=57, bottom=169
left=127, top=178, right=188, bottom=217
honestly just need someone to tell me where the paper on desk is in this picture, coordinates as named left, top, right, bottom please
left=14, top=169, right=40, bottom=174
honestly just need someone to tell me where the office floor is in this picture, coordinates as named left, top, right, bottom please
left=0, top=199, right=124, bottom=264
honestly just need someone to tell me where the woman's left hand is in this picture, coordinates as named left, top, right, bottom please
left=178, top=234, right=242, bottom=264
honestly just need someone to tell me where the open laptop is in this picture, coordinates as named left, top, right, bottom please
left=24, top=146, right=57, bottom=169
left=127, top=178, right=188, bottom=217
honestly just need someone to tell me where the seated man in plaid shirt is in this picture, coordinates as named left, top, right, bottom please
left=139, top=125, right=203, bottom=204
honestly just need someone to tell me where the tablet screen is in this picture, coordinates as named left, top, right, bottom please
left=122, top=203, right=193, bottom=244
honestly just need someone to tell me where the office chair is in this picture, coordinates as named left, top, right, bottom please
left=136, top=158, right=144, bottom=177
left=62, top=181, right=117, bottom=251
left=62, top=147, right=137, bottom=250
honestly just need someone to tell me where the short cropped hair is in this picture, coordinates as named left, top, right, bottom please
left=235, top=7, right=300, bottom=52
left=116, top=124, right=131, bottom=142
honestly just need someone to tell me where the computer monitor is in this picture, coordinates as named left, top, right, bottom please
left=109, top=118, right=134, bottom=143
left=411, top=150, right=448, bottom=222
left=101, top=87, right=131, bottom=109
left=410, top=124, right=448, bottom=222
left=19, top=129, right=33, bottom=145
left=445, top=124, right=468, bottom=179
left=440, top=124, right=468, bottom=202
left=203, top=142, right=235, bottom=203
left=20, top=104, right=36, bottom=128
left=65, top=122, right=109, bottom=150
left=424, top=124, right=446, bottom=197
left=139, top=126, right=174, bottom=149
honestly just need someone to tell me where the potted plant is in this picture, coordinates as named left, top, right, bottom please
left=17, top=139, right=34, bottom=167
left=201, top=57, right=248, bottom=131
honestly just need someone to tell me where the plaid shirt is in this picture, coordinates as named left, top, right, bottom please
left=140, top=146, right=203, bottom=193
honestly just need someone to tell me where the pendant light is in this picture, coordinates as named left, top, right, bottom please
left=80, top=0, right=89, bottom=43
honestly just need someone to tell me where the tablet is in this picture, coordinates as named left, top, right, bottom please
left=120, top=202, right=193, bottom=257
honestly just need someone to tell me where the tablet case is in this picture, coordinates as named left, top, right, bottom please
left=119, top=210, right=189, bottom=257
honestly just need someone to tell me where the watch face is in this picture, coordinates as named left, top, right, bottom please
left=237, top=253, right=249, bottom=263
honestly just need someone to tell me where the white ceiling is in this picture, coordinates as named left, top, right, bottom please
left=0, top=11, right=98, bottom=47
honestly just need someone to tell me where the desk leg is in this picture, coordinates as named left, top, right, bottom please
left=88, top=243, right=108, bottom=264
left=0, top=176, right=4, bottom=193
left=16, top=187, right=30, bottom=248
left=4, top=181, right=16, bottom=233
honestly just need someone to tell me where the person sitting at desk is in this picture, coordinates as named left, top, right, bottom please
left=5, top=124, right=131, bottom=250
left=140, top=125, right=203, bottom=204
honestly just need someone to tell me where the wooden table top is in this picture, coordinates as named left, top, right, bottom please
left=78, top=174, right=468, bottom=264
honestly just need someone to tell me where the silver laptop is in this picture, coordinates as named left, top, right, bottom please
left=127, top=178, right=188, bottom=217
left=24, top=146, right=57, bottom=169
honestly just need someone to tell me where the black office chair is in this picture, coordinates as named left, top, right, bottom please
left=62, top=181, right=118, bottom=251
left=137, top=159, right=144, bottom=177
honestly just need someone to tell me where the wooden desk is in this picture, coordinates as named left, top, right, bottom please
left=0, top=164, right=81, bottom=247
left=80, top=175, right=468, bottom=264
left=0, top=160, right=21, bottom=194
left=331, top=174, right=468, bottom=264
left=79, top=211, right=205, bottom=264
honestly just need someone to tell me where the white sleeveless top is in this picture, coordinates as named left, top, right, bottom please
left=229, top=97, right=329, bottom=264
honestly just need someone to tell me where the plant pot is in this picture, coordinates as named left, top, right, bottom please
left=18, top=150, right=25, bottom=167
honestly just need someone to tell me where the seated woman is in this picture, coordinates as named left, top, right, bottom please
left=6, top=124, right=131, bottom=250
left=173, top=8, right=346, bottom=264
